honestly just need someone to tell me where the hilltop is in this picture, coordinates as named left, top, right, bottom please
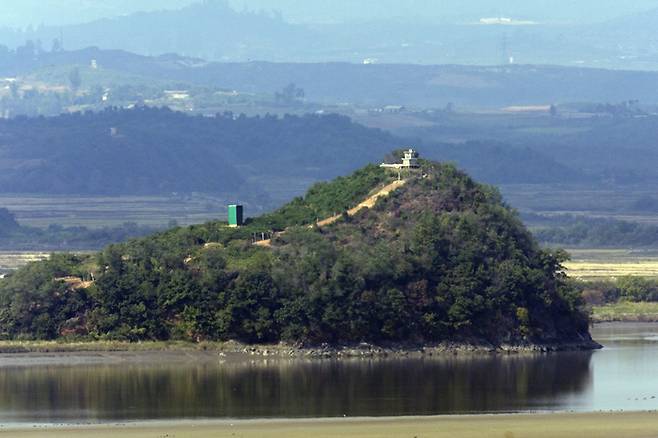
left=0, top=157, right=597, bottom=349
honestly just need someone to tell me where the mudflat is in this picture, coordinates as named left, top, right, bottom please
left=4, top=412, right=658, bottom=438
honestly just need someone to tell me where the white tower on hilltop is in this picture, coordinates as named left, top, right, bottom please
left=380, top=148, right=420, bottom=170
left=401, top=149, right=418, bottom=168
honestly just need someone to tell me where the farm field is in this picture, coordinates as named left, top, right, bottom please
left=500, top=183, right=658, bottom=225
left=0, top=251, right=95, bottom=274
left=563, top=249, right=658, bottom=280
left=0, top=251, right=50, bottom=274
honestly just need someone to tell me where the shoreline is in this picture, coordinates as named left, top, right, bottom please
left=0, top=337, right=601, bottom=361
left=0, top=411, right=636, bottom=428
left=3, top=412, right=658, bottom=437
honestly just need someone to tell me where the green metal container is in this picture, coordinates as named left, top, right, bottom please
left=228, top=204, right=244, bottom=227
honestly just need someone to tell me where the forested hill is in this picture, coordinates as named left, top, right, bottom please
left=0, top=107, right=397, bottom=196
left=0, top=159, right=597, bottom=349
left=0, top=107, right=582, bottom=200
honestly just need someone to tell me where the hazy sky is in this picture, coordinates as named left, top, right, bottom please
left=232, top=0, right=658, bottom=24
left=2, top=0, right=658, bottom=28
left=0, top=0, right=194, bottom=27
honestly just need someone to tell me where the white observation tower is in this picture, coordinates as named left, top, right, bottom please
left=380, top=149, right=420, bottom=180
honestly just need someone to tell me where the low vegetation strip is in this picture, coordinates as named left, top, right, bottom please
left=315, top=179, right=406, bottom=227
left=5, top=412, right=658, bottom=438
left=591, top=302, right=658, bottom=322
left=255, top=179, right=405, bottom=246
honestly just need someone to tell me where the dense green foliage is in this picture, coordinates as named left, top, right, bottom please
left=530, top=214, right=658, bottom=247
left=250, top=164, right=390, bottom=230
left=580, top=277, right=658, bottom=305
left=0, top=160, right=591, bottom=345
left=0, top=254, right=91, bottom=339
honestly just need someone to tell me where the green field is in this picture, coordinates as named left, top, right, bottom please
left=592, top=302, right=658, bottom=322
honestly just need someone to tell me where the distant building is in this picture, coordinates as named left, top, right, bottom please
left=380, top=149, right=420, bottom=170
left=382, top=105, right=406, bottom=113
left=479, top=17, right=537, bottom=25
left=228, top=204, right=244, bottom=227
left=164, top=90, right=190, bottom=100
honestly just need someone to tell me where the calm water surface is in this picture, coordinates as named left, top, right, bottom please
left=1, top=322, right=657, bottom=422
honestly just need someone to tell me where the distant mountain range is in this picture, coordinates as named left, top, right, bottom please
left=0, top=1, right=309, bottom=62
left=0, top=0, right=194, bottom=28
left=2, top=0, right=658, bottom=68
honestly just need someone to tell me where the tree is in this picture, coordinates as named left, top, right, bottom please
left=275, top=83, right=305, bottom=105
left=0, top=208, right=19, bottom=236
left=15, top=40, right=35, bottom=60
left=51, top=38, right=62, bottom=53
left=69, top=68, right=82, bottom=93
left=9, top=82, right=19, bottom=100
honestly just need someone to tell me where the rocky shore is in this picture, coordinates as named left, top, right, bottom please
left=236, top=338, right=602, bottom=359
left=0, top=336, right=601, bottom=360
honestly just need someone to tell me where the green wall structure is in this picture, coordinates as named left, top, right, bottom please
left=228, top=204, right=244, bottom=227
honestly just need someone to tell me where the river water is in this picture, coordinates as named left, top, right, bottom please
left=0, top=323, right=656, bottom=423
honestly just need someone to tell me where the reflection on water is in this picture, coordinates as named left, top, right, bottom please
left=585, top=323, right=658, bottom=412
left=0, top=323, right=656, bottom=422
left=0, top=353, right=592, bottom=422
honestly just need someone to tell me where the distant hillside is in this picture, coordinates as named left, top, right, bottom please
left=5, top=46, right=658, bottom=108
left=0, top=107, right=398, bottom=196
left=0, top=207, right=158, bottom=251
left=0, top=0, right=309, bottom=62
left=170, top=63, right=658, bottom=107
left=0, top=108, right=587, bottom=200
left=425, top=142, right=586, bottom=184
left=0, top=159, right=597, bottom=349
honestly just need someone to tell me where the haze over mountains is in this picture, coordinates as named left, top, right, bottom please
left=2, top=0, right=658, bottom=68
left=6, top=47, right=658, bottom=108
left=5, top=0, right=658, bottom=27
left=230, top=0, right=658, bottom=24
